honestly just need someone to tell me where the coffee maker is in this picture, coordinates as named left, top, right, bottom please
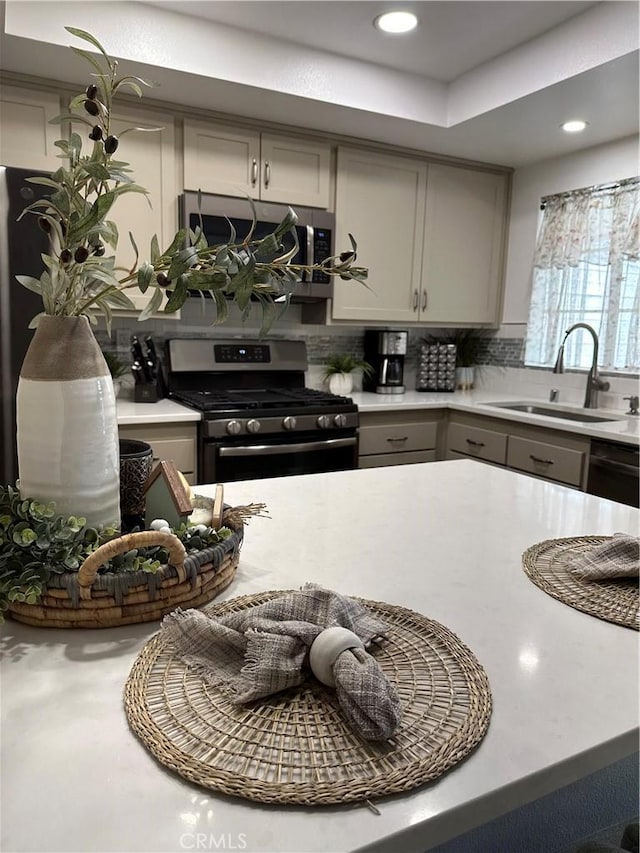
left=363, top=330, right=408, bottom=394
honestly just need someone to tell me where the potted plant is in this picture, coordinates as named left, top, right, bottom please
left=102, top=350, right=129, bottom=397
left=13, top=26, right=367, bottom=528
left=322, top=353, right=374, bottom=395
left=450, top=328, right=488, bottom=390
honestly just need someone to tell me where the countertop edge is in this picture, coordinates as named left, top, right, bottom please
left=116, top=393, right=640, bottom=445
left=351, top=391, right=640, bottom=446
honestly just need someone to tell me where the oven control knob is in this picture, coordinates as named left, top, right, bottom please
left=316, top=415, right=331, bottom=429
left=246, top=419, right=261, bottom=434
left=283, top=416, right=297, bottom=431
left=333, top=414, right=347, bottom=428
left=226, top=419, right=242, bottom=436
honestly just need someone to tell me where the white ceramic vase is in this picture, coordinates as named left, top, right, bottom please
left=328, top=372, right=353, bottom=395
left=455, top=366, right=475, bottom=390
left=16, top=315, right=120, bottom=528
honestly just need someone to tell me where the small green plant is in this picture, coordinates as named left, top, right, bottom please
left=0, top=483, right=232, bottom=622
left=448, top=328, right=490, bottom=367
left=322, top=353, right=374, bottom=380
left=102, top=349, right=129, bottom=379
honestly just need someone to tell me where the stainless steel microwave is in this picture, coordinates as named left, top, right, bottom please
left=178, top=191, right=335, bottom=302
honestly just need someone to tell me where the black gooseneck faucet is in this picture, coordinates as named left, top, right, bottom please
left=552, top=323, right=610, bottom=409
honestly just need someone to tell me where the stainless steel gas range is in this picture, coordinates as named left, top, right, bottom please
left=165, top=338, right=359, bottom=483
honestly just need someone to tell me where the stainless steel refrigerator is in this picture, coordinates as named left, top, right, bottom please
left=0, top=165, right=51, bottom=484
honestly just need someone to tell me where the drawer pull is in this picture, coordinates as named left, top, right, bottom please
left=530, top=454, right=554, bottom=466
left=387, top=436, right=408, bottom=444
left=466, top=439, right=485, bottom=447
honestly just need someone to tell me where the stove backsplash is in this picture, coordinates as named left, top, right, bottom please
left=95, top=314, right=525, bottom=396
left=96, top=312, right=639, bottom=412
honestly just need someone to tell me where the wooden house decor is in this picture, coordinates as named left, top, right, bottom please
left=144, top=461, right=193, bottom=530
left=188, top=483, right=225, bottom=529
left=211, top=483, right=224, bottom=528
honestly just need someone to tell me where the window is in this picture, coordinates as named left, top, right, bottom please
left=524, top=177, right=639, bottom=373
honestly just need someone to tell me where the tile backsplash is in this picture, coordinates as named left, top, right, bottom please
left=98, top=312, right=638, bottom=413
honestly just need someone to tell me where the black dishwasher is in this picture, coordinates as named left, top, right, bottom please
left=587, top=440, right=639, bottom=508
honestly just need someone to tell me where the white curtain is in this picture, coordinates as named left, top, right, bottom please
left=525, top=177, right=640, bottom=372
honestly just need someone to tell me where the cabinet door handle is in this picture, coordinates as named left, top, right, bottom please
left=413, top=289, right=419, bottom=311
left=251, top=158, right=258, bottom=186
left=264, top=160, right=271, bottom=188
left=421, top=290, right=428, bottom=312
left=387, top=436, right=408, bottom=444
left=530, top=454, right=554, bottom=466
left=466, top=438, right=485, bottom=447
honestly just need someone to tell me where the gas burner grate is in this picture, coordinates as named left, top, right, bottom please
left=169, top=386, right=353, bottom=413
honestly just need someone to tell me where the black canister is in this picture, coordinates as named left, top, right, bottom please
left=119, top=439, right=153, bottom=528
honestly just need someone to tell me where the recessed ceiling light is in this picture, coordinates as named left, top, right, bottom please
left=561, top=120, right=588, bottom=133
left=374, top=11, right=418, bottom=34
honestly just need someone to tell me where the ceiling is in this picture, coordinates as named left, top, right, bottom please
left=1, top=0, right=638, bottom=168
left=151, top=1, right=598, bottom=82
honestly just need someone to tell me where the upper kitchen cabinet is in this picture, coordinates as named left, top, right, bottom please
left=420, top=164, right=508, bottom=324
left=332, top=147, right=427, bottom=323
left=330, top=149, right=509, bottom=326
left=101, top=105, right=179, bottom=314
left=0, top=85, right=62, bottom=171
left=183, top=120, right=331, bottom=209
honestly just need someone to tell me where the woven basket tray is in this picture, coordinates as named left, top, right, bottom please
left=7, top=509, right=244, bottom=629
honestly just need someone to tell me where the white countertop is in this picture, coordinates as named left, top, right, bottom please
left=1, top=461, right=638, bottom=853
left=117, top=397, right=201, bottom=425
left=116, top=391, right=640, bottom=445
left=351, top=389, right=640, bottom=446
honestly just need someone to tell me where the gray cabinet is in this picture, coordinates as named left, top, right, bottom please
left=420, top=165, right=508, bottom=324
left=358, top=410, right=443, bottom=469
left=183, top=120, right=331, bottom=208
left=103, top=105, right=179, bottom=316
left=331, top=148, right=509, bottom=325
left=0, top=84, right=61, bottom=170
left=445, top=411, right=589, bottom=488
left=119, top=423, right=198, bottom=484
left=332, top=147, right=427, bottom=323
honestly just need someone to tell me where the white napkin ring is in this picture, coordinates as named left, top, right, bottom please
left=309, top=627, right=365, bottom=688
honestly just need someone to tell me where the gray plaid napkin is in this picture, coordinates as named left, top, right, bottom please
left=565, top=533, right=640, bottom=580
left=161, top=584, right=401, bottom=741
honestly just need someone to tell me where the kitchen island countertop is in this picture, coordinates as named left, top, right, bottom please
left=1, top=460, right=638, bottom=853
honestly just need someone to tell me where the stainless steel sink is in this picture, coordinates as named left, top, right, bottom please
left=485, top=402, right=623, bottom=423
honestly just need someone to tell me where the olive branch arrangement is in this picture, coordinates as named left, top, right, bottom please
left=17, top=27, right=368, bottom=334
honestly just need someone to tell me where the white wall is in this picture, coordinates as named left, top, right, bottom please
left=502, top=135, right=639, bottom=327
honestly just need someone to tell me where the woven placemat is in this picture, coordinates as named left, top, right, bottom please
left=124, top=591, right=492, bottom=805
left=522, top=536, right=639, bottom=630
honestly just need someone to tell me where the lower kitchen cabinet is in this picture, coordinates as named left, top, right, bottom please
left=358, top=410, right=443, bottom=469
left=119, top=423, right=198, bottom=485
left=445, top=412, right=589, bottom=488
left=446, top=420, right=507, bottom=465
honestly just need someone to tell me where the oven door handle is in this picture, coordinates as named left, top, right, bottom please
left=218, top=437, right=357, bottom=457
